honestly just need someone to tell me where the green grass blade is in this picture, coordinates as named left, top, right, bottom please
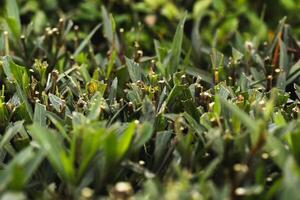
left=166, top=14, right=187, bottom=76
left=219, top=96, right=257, bottom=133
left=72, top=23, right=101, bottom=57
left=33, top=102, right=47, bottom=127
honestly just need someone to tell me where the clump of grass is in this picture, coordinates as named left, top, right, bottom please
left=0, top=1, right=300, bottom=199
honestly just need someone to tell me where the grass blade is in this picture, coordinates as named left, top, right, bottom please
left=72, top=23, right=101, bottom=57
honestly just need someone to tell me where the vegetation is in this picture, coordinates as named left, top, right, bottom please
left=0, top=0, right=300, bottom=199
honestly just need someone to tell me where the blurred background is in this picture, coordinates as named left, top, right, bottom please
left=16, top=0, right=300, bottom=50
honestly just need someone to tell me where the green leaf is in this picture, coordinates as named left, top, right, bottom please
left=273, top=111, right=286, bottom=126
left=3, top=0, right=21, bottom=40
left=165, top=85, right=186, bottom=106
left=108, top=77, right=118, bottom=104
left=290, top=131, right=300, bottom=163
left=213, top=94, right=221, bottom=116
left=106, top=48, right=117, bottom=79
left=154, top=130, right=172, bottom=169
left=117, top=122, right=136, bottom=160
left=0, top=98, right=9, bottom=129
left=48, top=93, right=70, bottom=114
left=280, top=157, right=300, bottom=199
left=16, top=85, right=33, bottom=120
left=287, top=60, right=300, bottom=85
left=46, top=111, right=70, bottom=141
left=294, top=83, right=300, bottom=99
left=125, top=57, right=142, bottom=82
left=103, top=129, right=118, bottom=168
left=193, top=0, right=211, bottom=18
left=5, top=0, right=20, bottom=28
left=33, top=103, right=46, bottom=127
left=276, top=71, right=286, bottom=90
left=279, top=39, right=288, bottom=70
left=183, top=112, right=206, bottom=139
left=232, top=47, right=243, bottom=64
left=219, top=97, right=257, bottom=133
left=0, top=121, right=24, bottom=153
left=132, top=122, right=153, bottom=151
left=0, top=146, right=44, bottom=191
left=264, top=135, right=289, bottom=169
left=185, top=66, right=213, bottom=84
left=1, top=57, right=33, bottom=120
left=2, top=56, right=26, bottom=86
left=77, top=127, right=104, bottom=180
left=166, top=14, right=187, bottom=76
left=28, top=123, right=73, bottom=183
left=101, top=6, right=119, bottom=51
left=78, top=64, right=91, bottom=83
left=267, top=17, right=286, bottom=56
left=87, top=92, right=107, bottom=120
left=72, top=23, right=101, bottom=57
left=5, top=17, right=21, bottom=40
left=210, top=48, right=224, bottom=69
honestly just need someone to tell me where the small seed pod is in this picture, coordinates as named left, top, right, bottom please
left=119, top=98, right=124, bottom=107
left=228, top=76, right=233, bottom=86
left=263, top=41, right=268, bottom=51
left=137, top=50, right=143, bottom=58
left=195, top=83, right=203, bottom=98
left=111, top=182, right=133, bottom=200
left=6, top=102, right=14, bottom=113
left=264, top=56, right=273, bottom=75
left=199, top=91, right=212, bottom=110
left=209, top=117, right=218, bottom=127
left=134, top=50, right=143, bottom=62
left=58, top=18, right=65, bottom=33
left=74, top=25, right=79, bottom=48
left=134, top=41, right=140, bottom=49
left=245, top=41, right=254, bottom=53
left=150, top=59, right=156, bottom=71
left=77, top=98, right=86, bottom=108
left=213, top=69, right=219, bottom=85
left=181, top=74, right=188, bottom=85
left=128, top=101, right=134, bottom=113
left=51, top=70, right=59, bottom=81
left=233, top=163, right=249, bottom=173
left=20, top=35, right=26, bottom=53
left=267, top=75, right=273, bottom=91
left=292, top=105, right=299, bottom=118
left=273, top=67, right=281, bottom=81
left=158, top=79, right=165, bottom=91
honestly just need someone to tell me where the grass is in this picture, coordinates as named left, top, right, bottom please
left=0, top=0, right=300, bottom=199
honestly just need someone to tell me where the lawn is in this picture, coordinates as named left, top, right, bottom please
left=0, top=0, right=300, bottom=199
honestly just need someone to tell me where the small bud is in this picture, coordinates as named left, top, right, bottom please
left=261, top=153, right=269, bottom=159
left=233, top=163, right=248, bottom=173
left=81, top=187, right=94, bottom=199
left=51, top=70, right=59, bottom=80
left=267, top=75, right=273, bottom=91
left=139, top=160, right=145, bottom=165
left=235, top=187, right=247, bottom=196
left=112, top=182, right=133, bottom=200
left=128, top=102, right=134, bottom=112
left=137, top=50, right=143, bottom=58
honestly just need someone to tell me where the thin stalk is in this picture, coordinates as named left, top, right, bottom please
left=4, top=31, right=9, bottom=56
